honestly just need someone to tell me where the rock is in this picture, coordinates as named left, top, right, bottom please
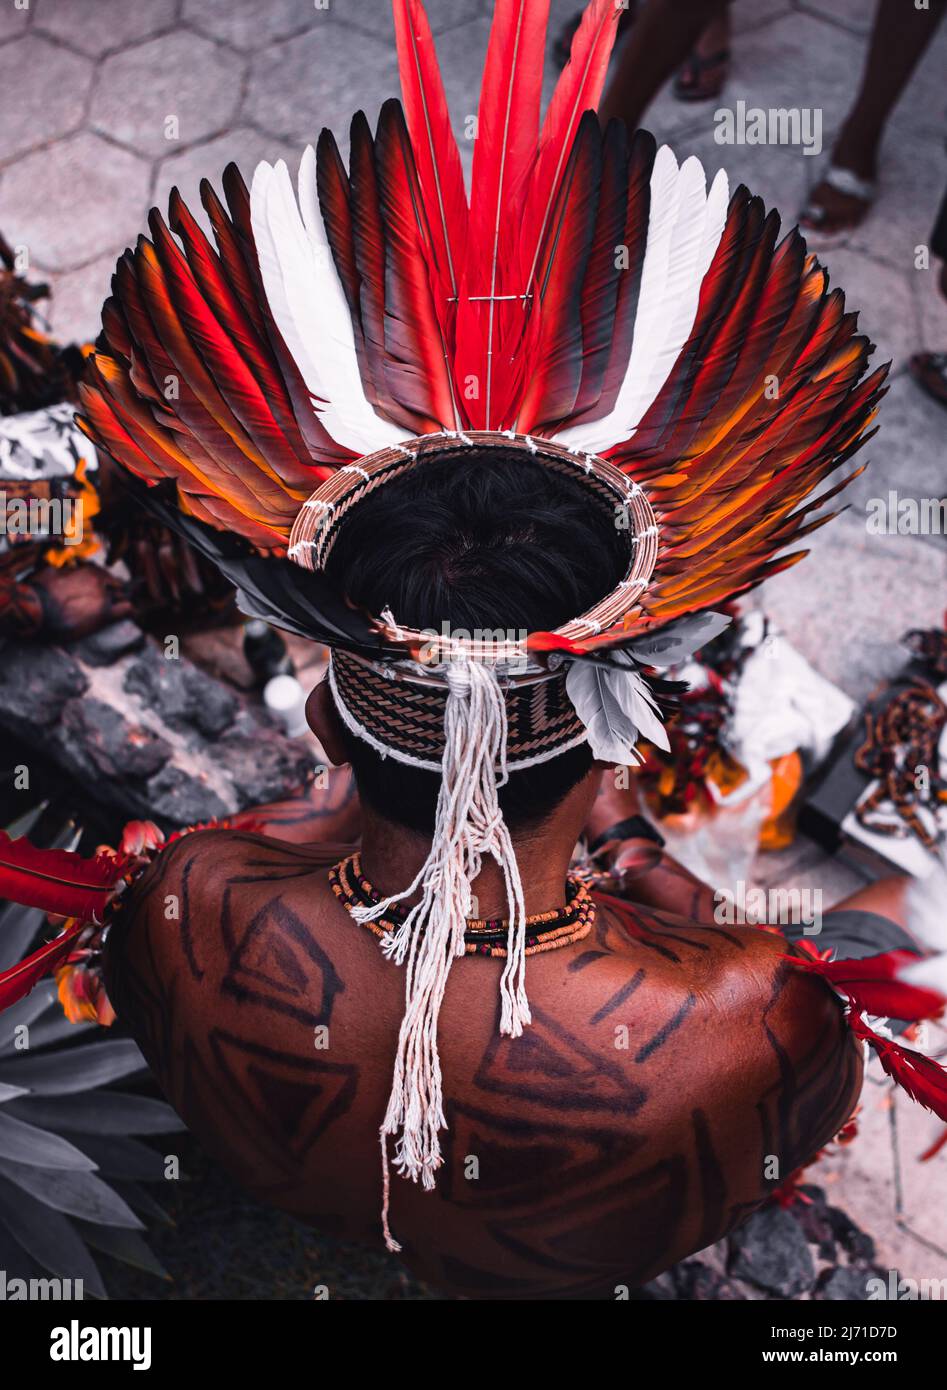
left=795, top=1185, right=838, bottom=1262
left=144, top=765, right=230, bottom=826
left=214, top=729, right=313, bottom=805
left=827, top=1204, right=876, bottom=1264
left=70, top=620, right=144, bottom=668
left=123, top=643, right=237, bottom=737
left=59, top=698, right=171, bottom=780
left=815, top=1266, right=875, bottom=1301
left=673, top=1260, right=744, bottom=1300
left=728, top=1205, right=816, bottom=1297
left=0, top=644, right=87, bottom=727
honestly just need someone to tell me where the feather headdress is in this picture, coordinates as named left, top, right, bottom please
left=76, top=0, right=888, bottom=1246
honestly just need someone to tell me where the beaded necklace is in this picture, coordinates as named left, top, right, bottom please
left=329, top=852, right=595, bottom=957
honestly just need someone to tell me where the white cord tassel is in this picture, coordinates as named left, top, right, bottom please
left=350, top=656, right=530, bottom=1250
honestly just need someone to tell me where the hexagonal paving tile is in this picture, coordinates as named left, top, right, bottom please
left=332, top=0, right=484, bottom=40
left=182, top=0, right=319, bottom=51
left=152, top=127, right=298, bottom=238
left=0, top=33, right=92, bottom=162
left=245, top=20, right=399, bottom=143
left=45, top=249, right=119, bottom=346
left=0, top=0, right=30, bottom=43
left=816, top=244, right=920, bottom=371
left=1, top=131, right=150, bottom=272
left=33, top=0, right=177, bottom=57
left=91, top=29, right=244, bottom=158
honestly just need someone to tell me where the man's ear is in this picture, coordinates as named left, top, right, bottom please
left=306, top=678, right=349, bottom=766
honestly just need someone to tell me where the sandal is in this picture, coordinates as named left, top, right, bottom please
left=909, top=352, right=947, bottom=410
left=799, top=165, right=877, bottom=235
left=673, top=47, right=730, bottom=102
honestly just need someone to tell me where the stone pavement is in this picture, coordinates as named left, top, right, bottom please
left=1, top=0, right=946, bottom=1290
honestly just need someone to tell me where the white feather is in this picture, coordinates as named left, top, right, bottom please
left=566, top=658, right=670, bottom=766
left=250, top=150, right=409, bottom=457
left=555, top=152, right=729, bottom=455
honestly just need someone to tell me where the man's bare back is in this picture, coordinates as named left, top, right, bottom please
left=106, top=828, right=862, bottom=1300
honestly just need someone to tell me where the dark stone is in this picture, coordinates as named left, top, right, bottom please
left=795, top=1185, right=837, bottom=1262
left=0, top=643, right=87, bottom=727
left=123, top=643, right=237, bottom=738
left=213, top=729, right=312, bottom=807
left=815, top=1266, right=875, bottom=1300
left=728, top=1205, right=816, bottom=1297
left=673, top=1260, right=744, bottom=1300
left=58, top=698, right=171, bottom=780
left=826, top=1204, right=876, bottom=1264
left=70, top=620, right=144, bottom=668
left=145, top=765, right=230, bottom=825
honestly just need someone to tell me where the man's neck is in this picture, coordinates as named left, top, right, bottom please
left=358, top=809, right=579, bottom=920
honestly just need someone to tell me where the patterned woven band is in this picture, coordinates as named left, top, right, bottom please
left=329, top=648, right=588, bottom=772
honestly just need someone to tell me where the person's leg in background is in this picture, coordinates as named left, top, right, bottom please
left=801, top=0, right=947, bottom=233
left=909, top=185, right=947, bottom=407
left=599, top=0, right=730, bottom=132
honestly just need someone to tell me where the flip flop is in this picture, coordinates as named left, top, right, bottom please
left=909, top=352, right=947, bottom=410
left=799, top=165, right=876, bottom=234
left=673, top=47, right=730, bottom=102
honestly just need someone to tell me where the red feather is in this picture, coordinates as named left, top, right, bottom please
left=847, top=1009, right=947, bottom=1125
left=569, top=119, right=629, bottom=419
left=374, top=99, right=458, bottom=430
left=514, top=113, right=601, bottom=431
left=457, top=0, right=551, bottom=428
left=392, top=0, right=468, bottom=326
left=789, top=947, right=946, bottom=1022
left=0, top=924, right=85, bottom=1013
left=522, top=0, right=622, bottom=288
left=0, top=833, right=126, bottom=921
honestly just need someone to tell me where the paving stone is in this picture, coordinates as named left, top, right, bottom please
left=747, top=510, right=947, bottom=705
left=45, top=249, right=119, bottom=344
left=332, top=0, right=483, bottom=41
left=34, top=0, right=177, bottom=57
left=245, top=19, right=399, bottom=143
left=183, top=0, right=322, bottom=51
left=92, top=29, right=244, bottom=158
left=0, top=33, right=92, bottom=162
left=796, top=0, right=873, bottom=36
left=152, top=127, right=298, bottom=239
left=0, top=1, right=30, bottom=43
left=1, top=132, right=150, bottom=272
left=815, top=245, right=920, bottom=371
left=833, top=371, right=947, bottom=520
left=730, top=0, right=793, bottom=32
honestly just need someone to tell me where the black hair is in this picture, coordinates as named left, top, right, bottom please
left=324, top=448, right=629, bottom=833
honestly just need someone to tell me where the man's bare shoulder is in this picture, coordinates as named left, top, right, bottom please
left=106, top=828, right=342, bottom=994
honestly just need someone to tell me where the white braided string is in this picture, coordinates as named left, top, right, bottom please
left=347, top=655, right=530, bottom=1251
